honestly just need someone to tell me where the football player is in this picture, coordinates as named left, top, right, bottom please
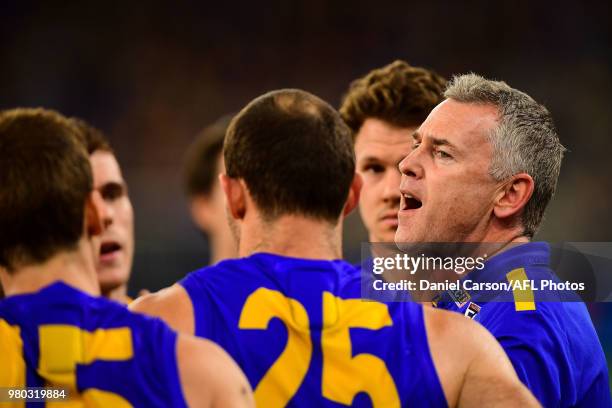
left=71, top=119, right=135, bottom=304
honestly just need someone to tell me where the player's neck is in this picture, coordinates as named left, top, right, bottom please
left=479, top=222, right=530, bottom=245
left=103, top=284, right=130, bottom=304
left=209, top=227, right=238, bottom=265
left=465, top=222, right=530, bottom=259
left=239, top=215, right=343, bottom=260
left=1, top=238, right=100, bottom=297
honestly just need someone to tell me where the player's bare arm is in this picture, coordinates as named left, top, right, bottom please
left=130, top=284, right=194, bottom=334
left=424, top=307, right=540, bottom=407
left=177, top=334, right=254, bottom=407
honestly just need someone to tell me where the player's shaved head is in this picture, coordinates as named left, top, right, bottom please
left=225, top=89, right=355, bottom=223
left=0, top=108, right=92, bottom=271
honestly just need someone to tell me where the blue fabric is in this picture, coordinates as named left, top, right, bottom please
left=434, top=242, right=611, bottom=407
left=181, top=253, right=447, bottom=407
left=0, top=282, right=187, bottom=408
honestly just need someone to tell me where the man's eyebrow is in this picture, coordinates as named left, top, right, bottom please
left=99, top=180, right=126, bottom=189
left=413, top=131, right=458, bottom=150
left=358, top=155, right=383, bottom=164
left=430, top=136, right=456, bottom=149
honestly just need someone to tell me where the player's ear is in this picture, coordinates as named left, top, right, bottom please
left=493, top=173, right=534, bottom=220
left=85, top=190, right=106, bottom=237
left=343, top=173, right=363, bottom=216
left=220, top=174, right=246, bottom=220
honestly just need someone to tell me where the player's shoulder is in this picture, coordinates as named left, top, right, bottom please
left=422, top=304, right=516, bottom=405
left=424, top=305, right=489, bottom=344
left=130, top=284, right=194, bottom=334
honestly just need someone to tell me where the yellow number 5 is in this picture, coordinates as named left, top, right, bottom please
left=39, top=325, right=134, bottom=407
left=0, top=321, right=134, bottom=407
left=322, top=292, right=400, bottom=407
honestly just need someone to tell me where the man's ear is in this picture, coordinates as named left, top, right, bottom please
left=343, top=173, right=363, bottom=216
left=220, top=174, right=246, bottom=220
left=85, top=190, right=106, bottom=237
left=493, top=173, right=534, bottom=220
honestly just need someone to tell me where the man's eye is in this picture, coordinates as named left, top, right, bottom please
left=100, top=183, right=125, bottom=201
left=434, top=150, right=452, bottom=159
left=364, top=164, right=385, bottom=174
left=412, top=142, right=421, bottom=150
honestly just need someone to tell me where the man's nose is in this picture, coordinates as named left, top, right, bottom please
left=382, top=169, right=401, bottom=203
left=398, top=149, right=424, bottom=180
left=102, top=202, right=114, bottom=228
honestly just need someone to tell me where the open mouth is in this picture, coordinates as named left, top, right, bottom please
left=401, top=194, right=423, bottom=211
left=100, top=241, right=122, bottom=257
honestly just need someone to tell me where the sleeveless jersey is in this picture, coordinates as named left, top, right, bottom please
left=0, top=282, right=187, bottom=407
left=181, top=253, right=446, bottom=407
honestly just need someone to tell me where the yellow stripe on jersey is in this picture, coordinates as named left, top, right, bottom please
left=0, top=319, right=26, bottom=408
left=506, top=268, right=536, bottom=311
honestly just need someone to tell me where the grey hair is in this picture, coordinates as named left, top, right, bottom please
left=444, top=73, right=566, bottom=237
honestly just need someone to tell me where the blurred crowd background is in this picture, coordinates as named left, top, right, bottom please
left=1, top=0, right=611, bottom=370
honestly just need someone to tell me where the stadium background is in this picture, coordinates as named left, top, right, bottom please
left=1, top=0, right=611, bottom=380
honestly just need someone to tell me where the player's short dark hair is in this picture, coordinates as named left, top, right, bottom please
left=184, top=115, right=232, bottom=197
left=225, top=89, right=355, bottom=223
left=340, top=60, right=446, bottom=138
left=70, top=118, right=113, bottom=155
left=0, top=108, right=92, bottom=272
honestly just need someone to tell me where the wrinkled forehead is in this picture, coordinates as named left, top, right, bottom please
left=418, top=99, right=499, bottom=150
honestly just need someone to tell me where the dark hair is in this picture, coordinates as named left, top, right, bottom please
left=225, top=89, right=355, bottom=223
left=340, top=60, right=446, bottom=137
left=70, top=117, right=113, bottom=155
left=184, top=115, right=232, bottom=197
left=0, top=108, right=92, bottom=271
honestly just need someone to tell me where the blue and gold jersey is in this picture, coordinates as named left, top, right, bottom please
left=180, top=253, right=446, bottom=407
left=433, top=242, right=611, bottom=407
left=0, top=282, right=187, bottom=407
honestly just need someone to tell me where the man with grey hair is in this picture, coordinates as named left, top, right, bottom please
left=395, top=74, right=610, bottom=406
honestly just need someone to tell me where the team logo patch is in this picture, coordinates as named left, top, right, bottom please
left=448, top=288, right=471, bottom=308
left=464, top=302, right=481, bottom=319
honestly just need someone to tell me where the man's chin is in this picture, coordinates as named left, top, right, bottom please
left=394, top=229, right=426, bottom=248
left=378, top=233, right=399, bottom=244
left=98, top=269, right=129, bottom=291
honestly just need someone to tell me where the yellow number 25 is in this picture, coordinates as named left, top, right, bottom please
left=239, top=288, right=400, bottom=407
